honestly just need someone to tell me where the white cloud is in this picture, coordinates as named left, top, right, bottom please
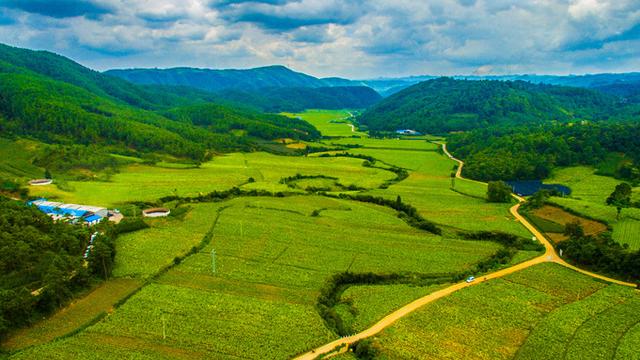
left=0, top=0, right=638, bottom=77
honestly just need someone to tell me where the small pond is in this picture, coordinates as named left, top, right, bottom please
left=505, top=180, right=571, bottom=197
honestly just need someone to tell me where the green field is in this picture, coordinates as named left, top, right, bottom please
left=282, top=109, right=364, bottom=137
left=355, top=149, right=529, bottom=237
left=336, top=283, right=447, bottom=333
left=29, top=152, right=396, bottom=207
left=547, top=166, right=640, bottom=249
left=5, top=133, right=551, bottom=358
left=328, top=137, right=440, bottom=151
left=12, top=196, right=505, bottom=359
left=372, top=263, right=640, bottom=359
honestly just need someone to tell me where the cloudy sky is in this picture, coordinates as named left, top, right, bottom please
left=0, top=0, right=638, bottom=78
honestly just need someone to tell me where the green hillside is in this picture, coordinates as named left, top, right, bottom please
left=106, top=65, right=337, bottom=92
left=211, top=86, right=381, bottom=112
left=359, top=77, right=626, bottom=133
left=0, top=44, right=320, bottom=161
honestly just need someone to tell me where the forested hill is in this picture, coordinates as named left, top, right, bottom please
left=358, top=77, right=631, bottom=133
left=106, top=66, right=355, bottom=92
left=0, top=43, right=319, bottom=160
left=0, top=43, right=227, bottom=110
left=105, top=66, right=381, bottom=111
left=211, top=86, right=381, bottom=112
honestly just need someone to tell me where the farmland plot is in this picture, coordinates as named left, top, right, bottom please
left=372, top=263, right=640, bottom=360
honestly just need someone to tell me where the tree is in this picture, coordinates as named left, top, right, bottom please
left=564, top=220, right=585, bottom=239
left=606, top=183, right=632, bottom=220
left=487, top=181, right=512, bottom=203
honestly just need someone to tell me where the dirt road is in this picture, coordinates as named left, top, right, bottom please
left=294, top=143, right=635, bottom=360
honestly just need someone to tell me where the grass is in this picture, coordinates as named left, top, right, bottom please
left=547, top=166, right=640, bottom=249
left=1, top=278, right=141, bottom=351
left=373, top=263, right=639, bottom=360
left=282, top=109, right=364, bottom=137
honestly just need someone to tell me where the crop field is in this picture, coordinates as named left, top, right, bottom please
left=282, top=109, right=363, bottom=137
left=112, top=203, right=224, bottom=278
left=328, top=137, right=439, bottom=151
left=12, top=196, right=506, bottom=359
left=29, top=152, right=395, bottom=207
left=336, top=283, right=447, bottom=333
left=547, top=166, right=640, bottom=249
left=351, top=149, right=529, bottom=237
left=371, top=263, right=640, bottom=360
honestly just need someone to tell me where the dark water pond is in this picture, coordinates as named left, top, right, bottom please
left=505, top=180, right=571, bottom=196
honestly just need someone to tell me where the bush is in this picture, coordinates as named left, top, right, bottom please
left=487, top=181, right=512, bottom=203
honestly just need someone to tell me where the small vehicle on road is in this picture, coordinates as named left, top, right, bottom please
left=466, top=276, right=475, bottom=283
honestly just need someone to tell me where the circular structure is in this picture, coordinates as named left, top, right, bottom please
left=142, top=207, right=171, bottom=218
left=28, top=179, right=53, bottom=186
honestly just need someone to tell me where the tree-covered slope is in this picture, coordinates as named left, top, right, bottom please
left=448, top=122, right=640, bottom=181
left=0, top=44, right=320, bottom=160
left=106, top=66, right=380, bottom=111
left=106, top=65, right=327, bottom=92
left=162, top=103, right=320, bottom=140
left=358, top=77, right=625, bottom=133
left=212, top=86, right=381, bottom=112
left=0, top=43, right=223, bottom=110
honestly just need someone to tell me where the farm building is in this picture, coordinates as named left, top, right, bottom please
left=27, top=199, right=121, bottom=225
left=396, top=129, right=420, bottom=135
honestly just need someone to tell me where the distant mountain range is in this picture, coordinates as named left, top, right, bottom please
left=362, top=73, right=640, bottom=99
left=106, top=66, right=381, bottom=111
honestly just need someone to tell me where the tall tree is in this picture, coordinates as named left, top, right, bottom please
left=606, top=183, right=632, bottom=220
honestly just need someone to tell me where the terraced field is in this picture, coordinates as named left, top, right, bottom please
left=370, top=263, right=640, bottom=360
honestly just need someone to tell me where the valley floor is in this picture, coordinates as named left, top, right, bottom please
left=2, top=111, right=639, bottom=359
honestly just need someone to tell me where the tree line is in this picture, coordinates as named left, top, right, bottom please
left=0, top=197, right=121, bottom=339
left=448, top=122, right=640, bottom=181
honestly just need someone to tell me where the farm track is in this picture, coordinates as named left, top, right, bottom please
left=294, top=142, right=636, bottom=360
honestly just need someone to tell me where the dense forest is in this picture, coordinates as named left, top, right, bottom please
left=0, top=43, right=321, bottom=161
left=0, top=197, right=116, bottom=339
left=163, top=103, right=320, bottom=140
left=106, top=65, right=350, bottom=92
left=209, top=86, right=381, bottom=112
left=448, top=122, right=640, bottom=181
left=359, top=77, right=636, bottom=133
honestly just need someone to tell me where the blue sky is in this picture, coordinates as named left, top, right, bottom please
left=0, top=0, right=638, bottom=78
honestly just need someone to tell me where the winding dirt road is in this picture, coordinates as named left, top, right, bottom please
left=294, top=143, right=635, bottom=360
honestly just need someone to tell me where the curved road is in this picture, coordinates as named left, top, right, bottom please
left=295, top=143, right=635, bottom=360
